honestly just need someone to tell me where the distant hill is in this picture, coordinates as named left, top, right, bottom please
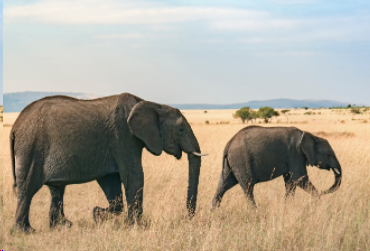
left=170, top=99, right=351, bottom=110
left=3, top=92, right=354, bottom=112
left=3, top=92, right=100, bottom=112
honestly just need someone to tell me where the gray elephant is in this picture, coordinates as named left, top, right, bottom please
left=10, top=93, right=207, bottom=232
left=212, top=126, right=342, bottom=208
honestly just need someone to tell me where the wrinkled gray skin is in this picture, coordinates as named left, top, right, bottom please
left=212, top=126, right=342, bottom=208
left=11, top=93, right=203, bottom=232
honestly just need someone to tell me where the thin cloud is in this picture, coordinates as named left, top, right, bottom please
left=4, top=0, right=370, bottom=44
left=209, top=19, right=301, bottom=31
left=268, top=51, right=329, bottom=57
left=4, top=0, right=268, bottom=25
left=268, top=0, right=318, bottom=4
left=96, top=34, right=146, bottom=39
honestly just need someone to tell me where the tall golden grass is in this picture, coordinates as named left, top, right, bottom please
left=1, top=109, right=370, bottom=250
left=1, top=118, right=3, bottom=247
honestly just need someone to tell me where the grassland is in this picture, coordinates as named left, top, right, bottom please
left=1, top=106, right=3, bottom=247
left=2, top=109, right=370, bottom=250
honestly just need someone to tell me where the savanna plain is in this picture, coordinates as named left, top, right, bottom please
left=1, top=108, right=370, bottom=250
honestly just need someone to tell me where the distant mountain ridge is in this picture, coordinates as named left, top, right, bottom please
left=170, top=99, right=351, bottom=110
left=3, top=91, right=353, bottom=112
left=4, top=92, right=101, bottom=112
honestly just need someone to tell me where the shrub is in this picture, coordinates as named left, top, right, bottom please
left=281, top=109, right=290, bottom=122
left=351, top=107, right=361, bottom=114
left=233, top=107, right=255, bottom=124
left=257, top=107, right=279, bottom=123
left=351, top=107, right=361, bottom=118
left=205, top=120, right=209, bottom=124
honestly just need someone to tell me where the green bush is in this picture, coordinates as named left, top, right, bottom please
left=233, top=107, right=255, bottom=124
left=257, top=107, right=279, bottom=123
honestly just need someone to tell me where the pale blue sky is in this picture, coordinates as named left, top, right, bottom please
left=1, top=0, right=3, bottom=104
left=3, top=0, right=370, bottom=104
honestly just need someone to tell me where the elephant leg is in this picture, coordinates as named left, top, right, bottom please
left=48, top=185, right=72, bottom=229
left=239, top=182, right=256, bottom=207
left=297, top=176, right=320, bottom=198
left=211, top=170, right=238, bottom=209
left=232, top=165, right=257, bottom=207
left=93, top=173, right=124, bottom=223
left=15, top=170, right=43, bottom=232
left=284, top=172, right=297, bottom=198
left=124, top=170, right=144, bottom=224
left=15, top=192, right=40, bottom=233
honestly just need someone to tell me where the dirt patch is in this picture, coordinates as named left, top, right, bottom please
left=314, top=131, right=355, bottom=138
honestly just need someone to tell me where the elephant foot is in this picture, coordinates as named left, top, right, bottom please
left=93, top=206, right=110, bottom=224
left=124, top=216, right=135, bottom=226
left=94, top=205, right=124, bottom=224
left=309, top=190, right=320, bottom=199
left=211, top=199, right=221, bottom=210
left=50, top=218, right=73, bottom=229
left=15, top=223, right=36, bottom=234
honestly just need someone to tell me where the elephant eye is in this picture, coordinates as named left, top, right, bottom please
left=179, top=128, right=184, bottom=132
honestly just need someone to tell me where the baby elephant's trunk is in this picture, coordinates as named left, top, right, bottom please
left=321, top=167, right=342, bottom=195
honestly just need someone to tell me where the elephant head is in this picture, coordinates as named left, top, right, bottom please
left=127, top=101, right=207, bottom=216
left=301, top=132, right=342, bottom=195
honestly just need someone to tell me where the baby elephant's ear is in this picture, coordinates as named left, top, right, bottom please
left=127, top=101, right=163, bottom=156
left=301, top=132, right=316, bottom=166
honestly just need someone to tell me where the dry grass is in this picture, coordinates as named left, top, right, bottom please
left=2, top=109, right=370, bottom=250
left=1, top=120, right=3, bottom=247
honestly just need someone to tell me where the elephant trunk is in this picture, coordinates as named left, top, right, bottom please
left=322, top=166, right=342, bottom=195
left=185, top=122, right=202, bottom=217
left=187, top=153, right=201, bottom=217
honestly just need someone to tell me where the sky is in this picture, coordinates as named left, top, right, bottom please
left=3, top=0, right=370, bottom=105
left=0, top=0, right=3, bottom=104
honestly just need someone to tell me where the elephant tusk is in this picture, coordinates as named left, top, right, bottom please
left=333, top=168, right=341, bottom=175
left=192, top=152, right=209, bottom=157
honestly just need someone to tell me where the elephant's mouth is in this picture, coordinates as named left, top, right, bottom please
left=174, top=143, right=182, bottom=160
left=317, top=162, right=330, bottom=171
left=163, top=143, right=182, bottom=159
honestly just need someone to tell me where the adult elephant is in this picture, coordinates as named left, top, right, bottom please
left=211, top=126, right=342, bottom=208
left=11, top=93, right=207, bottom=232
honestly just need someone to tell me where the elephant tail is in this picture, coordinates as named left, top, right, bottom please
left=222, top=144, right=232, bottom=180
left=223, top=135, right=233, bottom=163
left=10, top=131, right=17, bottom=194
left=223, top=154, right=229, bottom=174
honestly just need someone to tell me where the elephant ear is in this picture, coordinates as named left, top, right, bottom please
left=127, top=101, right=163, bottom=156
left=300, top=132, right=316, bottom=166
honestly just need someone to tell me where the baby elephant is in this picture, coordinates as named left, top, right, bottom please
left=212, top=126, right=342, bottom=208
